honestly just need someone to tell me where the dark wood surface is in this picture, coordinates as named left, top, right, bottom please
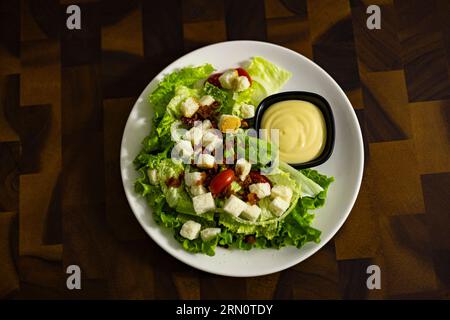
left=1, top=0, right=449, bottom=299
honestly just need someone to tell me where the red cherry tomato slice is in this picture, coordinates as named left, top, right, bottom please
left=207, top=73, right=223, bottom=88
left=236, top=68, right=252, bottom=84
left=209, top=169, right=235, bottom=194
left=249, top=171, right=271, bottom=186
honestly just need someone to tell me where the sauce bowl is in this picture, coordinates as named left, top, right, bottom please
left=254, top=91, right=335, bottom=169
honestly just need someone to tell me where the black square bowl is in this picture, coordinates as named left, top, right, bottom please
left=254, top=91, right=335, bottom=169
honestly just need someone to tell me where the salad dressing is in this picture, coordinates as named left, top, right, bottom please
left=261, top=100, right=327, bottom=164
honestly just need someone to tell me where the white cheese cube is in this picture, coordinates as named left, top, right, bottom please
left=192, top=192, right=216, bottom=214
left=172, top=140, right=193, bottom=160
left=180, top=220, right=201, bottom=240
left=184, top=126, right=203, bottom=146
left=196, top=153, right=215, bottom=169
left=240, top=103, right=255, bottom=119
left=202, top=130, right=221, bottom=145
left=181, top=97, right=199, bottom=118
left=271, top=185, right=293, bottom=203
left=241, top=204, right=261, bottom=222
left=200, top=228, right=221, bottom=241
left=147, top=169, right=158, bottom=185
left=184, top=172, right=205, bottom=186
left=249, top=183, right=271, bottom=199
left=191, top=185, right=207, bottom=196
left=219, top=69, right=238, bottom=89
left=203, top=130, right=222, bottom=152
left=199, top=95, right=215, bottom=107
left=270, top=197, right=290, bottom=217
left=204, top=140, right=222, bottom=153
left=218, top=114, right=241, bottom=133
left=235, top=158, right=251, bottom=181
left=223, top=194, right=247, bottom=217
left=235, top=76, right=251, bottom=92
left=202, top=119, right=212, bottom=131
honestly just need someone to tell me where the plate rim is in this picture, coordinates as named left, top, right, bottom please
left=120, top=40, right=364, bottom=277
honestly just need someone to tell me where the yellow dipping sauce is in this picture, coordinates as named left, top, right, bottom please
left=261, top=100, right=327, bottom=164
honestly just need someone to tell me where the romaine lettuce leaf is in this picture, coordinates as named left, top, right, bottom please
left=232, top=81, right=267, bottom=112
left=202, top=82, right=233, bottom=114
left=149, top=64, right=215, bottom=118
left=235, top=131, right=277, bottom=167
left=279, top=161, right=325, bottom=197
left=245, top=56, right=292, bottom=95
left=218, top=213, right=280, bottom=239
left=266, top=169, right=301, bottom=195
left=157, top=159, right=190, bottom=206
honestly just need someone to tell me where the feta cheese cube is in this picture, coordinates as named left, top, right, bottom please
left=218, top=114, right=241, bottom=133
left=196, top=153, right=215, bottom=169
left=235, top=76, right=251, bottom=92
left=191, top=185, right=207, bottom=196
left=219, top=69, right=238, bottom=89
left=204, top=140, right=222, bottom=153
left=184, top=172, right=206, bottom=186
left=202, top=119, right=212, bottom=131
left=181, top=97, right=199, bottom=118
left=235, top=158, right=251, bottom=181
left=200, top=228, right=221, bottom=241
left=241, top=204, right=261, bottom=222
left=202, top=130, right=221, bottom=145
left=180, top=220, right=201, bottom=240
left=172, top=140, right=194, bottom=160
left=240, top=103, right=255, bottom=119
left=223, top=194, right=247, bottom=217
left=249, top=183, right=271, bottom=199
left=192, top=192, right=216, bottom=214
left=184, top=126, right=203, bottom=146
left=147, top=169, right=158, bottom=185
left=270, top=197, right=290, bottom=217
left=199, top=95, right=215, bottom=107
left=271, top=185, right=293, bottom=203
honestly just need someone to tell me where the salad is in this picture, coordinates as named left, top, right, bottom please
left=134, top=57, right=333, bottom=256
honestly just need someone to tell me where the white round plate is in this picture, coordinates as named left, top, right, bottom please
left=121, top=41, right=364, bottom=277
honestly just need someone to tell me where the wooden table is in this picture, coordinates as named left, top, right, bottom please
left=1, top=0, right=449, bottom=299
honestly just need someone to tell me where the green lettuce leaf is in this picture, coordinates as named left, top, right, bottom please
left=269, top=169, right=333, bottom=248
left=245, top=56, right=292, bottom=95
left=202, top=82, right=233, bottom=114
left=149, top=64, right=215, bottom=118
left=279, top=161, right=325, bottom=197
left=266, top=169, right=301, bottom=195
left=234, top=131, right=277, bottom=167
left=166, top=85, right=201, bottom=117
left=232, top=57, right=289, bottom=115
left=218, top=212, right=280, bottom=239
left=232, top=81, right=267, bottom=111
